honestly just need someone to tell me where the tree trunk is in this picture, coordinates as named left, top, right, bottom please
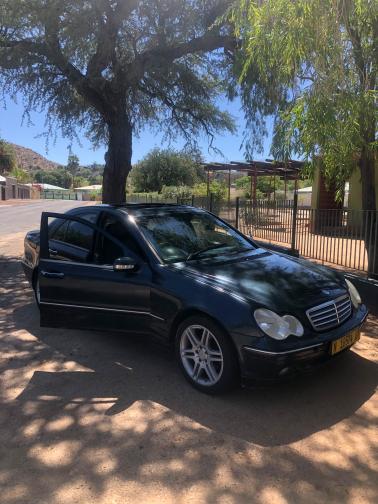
left=102, top=116, right=132, bottom=204
left=359, top=145, right=378, bottom=279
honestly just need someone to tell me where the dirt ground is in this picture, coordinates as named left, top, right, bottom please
left=0, top=224, right=377, bottom=504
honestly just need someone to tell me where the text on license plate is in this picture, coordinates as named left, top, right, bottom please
left=330, top=329, right=360, bottom=355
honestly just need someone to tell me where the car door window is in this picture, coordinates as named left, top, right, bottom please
left=94, top=214, right=141, bottom=265
left=48, top=214, right=97, bottom=263
left=65, top=221, right=94, bottom=250
left=49, top=219, right=69, bottom=242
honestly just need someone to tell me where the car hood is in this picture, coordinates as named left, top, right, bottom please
left=174, top=248, right=347, bottom=313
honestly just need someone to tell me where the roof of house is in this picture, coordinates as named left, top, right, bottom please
left=297, top=186, right=313, bottom=193
left=297, top=182, right=350, bottom=194
left=25, top=183, right=69, bottom=191
left=74, top=184, right=102, bottom=191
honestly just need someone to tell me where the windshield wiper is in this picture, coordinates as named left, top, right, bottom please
left=186, top=243, right=230, bottom=262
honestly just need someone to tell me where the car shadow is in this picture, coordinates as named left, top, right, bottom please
left=7, top=299, right=377, bottom=448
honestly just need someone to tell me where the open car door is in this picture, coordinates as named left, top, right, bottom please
left=38, top=212, right=153, bottom=333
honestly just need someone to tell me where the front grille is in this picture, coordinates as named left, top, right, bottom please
left=306, top=294, right=352, bottom=331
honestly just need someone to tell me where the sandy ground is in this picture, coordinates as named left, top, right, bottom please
left=0, top=205, right=377, bottom=504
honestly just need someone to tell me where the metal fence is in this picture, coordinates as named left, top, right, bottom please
left=228, top=198, right=377, bottom=278
left=128, top=193, right=378, bottom=277
left=40, top=191, right=80, bottom=200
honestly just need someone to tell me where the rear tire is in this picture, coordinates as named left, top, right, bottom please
left=175, top=315, right=239, bottom=394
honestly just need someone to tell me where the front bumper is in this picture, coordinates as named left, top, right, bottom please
left=240, top=307, right=368, bottom=382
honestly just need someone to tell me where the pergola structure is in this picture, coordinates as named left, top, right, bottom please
left=202, top=159, right=306, bottom=202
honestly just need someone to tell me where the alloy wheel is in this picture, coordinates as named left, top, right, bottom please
left=179, top=324, right=224, bottom=386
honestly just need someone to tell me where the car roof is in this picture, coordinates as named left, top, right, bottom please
left=67, top=204, right=207, bottom=220
left=98, top=203, right=205, bottom=214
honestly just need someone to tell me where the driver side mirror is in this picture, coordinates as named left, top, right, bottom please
left=113, top=256, right=139, bottom=272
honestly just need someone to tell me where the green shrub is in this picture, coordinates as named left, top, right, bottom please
left=193, top=181, right=227, bottom=200
left=161, top=185, right=193, bottom=199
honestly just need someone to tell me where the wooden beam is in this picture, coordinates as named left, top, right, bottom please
left=228, top=168, right=231, bottom=203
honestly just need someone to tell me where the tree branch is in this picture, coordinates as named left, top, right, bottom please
left=86, top=0, right=139, bottom=80
left=125, top=30, right=236, bottom=83
left=42, top=13, right=115, bottom=119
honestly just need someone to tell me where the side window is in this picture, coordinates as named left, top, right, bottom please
left=94, top=215, right=125, bottom=265
left=79, top=212, right=98, bottom=224
left=94, top=213, right=141, bottom=265
left=50, top=219, right=69, bottom=241
left=65, top=221, right=94, bottom=250
left=47, top=215, right=96, bottom=263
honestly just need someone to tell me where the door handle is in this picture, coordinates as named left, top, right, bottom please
left=49, top=248, right=58, bottom=256
left=40, top=271, right=65, bottom=279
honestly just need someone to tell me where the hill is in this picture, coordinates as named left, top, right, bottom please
left=10, top=143, right=60, bottom=172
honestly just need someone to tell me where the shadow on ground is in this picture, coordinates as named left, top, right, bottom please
left=1, top=256, right=377, bottom=503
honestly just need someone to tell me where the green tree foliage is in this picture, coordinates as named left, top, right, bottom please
left=235, top=175, right=311, bottom=198
left=65, top=154, right=80, bottom=188
left=9, top=166, right=30, bottom=182
left=32, top=162, right=103, bottom=188
left=232, top=0, right=377, bottom=209
left=33, top=168, right=72, bottom=188
left=66, top=154, right=80, bottom=176
left=193, top=180, right=227, bottom=200
left=131, top=148, right=205, bottom=193
left=0, top=0, right=235, bottom=204
left=73, top=176, right=90, bottom=188
left=235, top=175, right=273, bottom=195
left=0, top=139, right=17, bottom=174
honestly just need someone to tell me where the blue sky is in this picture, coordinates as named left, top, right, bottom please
left=0, top=95, right=273, bottom=167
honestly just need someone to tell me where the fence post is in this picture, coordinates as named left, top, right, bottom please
left=209, top=192, right=214, bottom=213
left=291, top=192, right=298, bottom=252
left=235, top=197, right=240, bottom=229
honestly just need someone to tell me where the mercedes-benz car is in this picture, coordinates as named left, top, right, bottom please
left=22, top=203, right=367, bottom=393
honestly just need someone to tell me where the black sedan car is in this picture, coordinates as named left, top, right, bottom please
left=22, top=203, right=367, bottom=393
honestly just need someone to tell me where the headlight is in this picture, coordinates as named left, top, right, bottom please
left=345, top=279, right=361, bottom=308
left=254, top=308, right=304, bottom=340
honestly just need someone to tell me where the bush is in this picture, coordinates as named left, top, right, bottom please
left=88, top=190, right=102, bottom=201
left=193, top=181, right=227, bottom=200
left=9, top=167, right=30, bottom=183
left=161, top=185, right=193, bottom=200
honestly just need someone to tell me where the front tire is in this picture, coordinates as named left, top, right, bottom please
left=175, top=315, right=239, bottom=394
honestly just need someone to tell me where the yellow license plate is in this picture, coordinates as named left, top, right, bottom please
left=330, top=329, right=360, bottom=355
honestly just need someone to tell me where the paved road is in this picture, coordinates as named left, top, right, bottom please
left=0, top=199, right=94, bottom=235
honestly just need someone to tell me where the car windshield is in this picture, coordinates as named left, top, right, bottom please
left=134, top=208, right=255, bottom=264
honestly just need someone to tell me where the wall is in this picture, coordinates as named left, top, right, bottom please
left=348, top=165, right=378, bottom=211
left=0, top=176, right=31, bottom=200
